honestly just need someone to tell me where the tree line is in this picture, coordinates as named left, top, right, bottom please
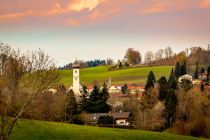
left=111, top=45, right=210, bottom=70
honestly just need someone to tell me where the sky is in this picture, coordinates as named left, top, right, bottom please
left=0, top=0, right=210, bottom=66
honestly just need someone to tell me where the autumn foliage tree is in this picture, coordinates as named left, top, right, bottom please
left=124, top=48, right=141, bottom=65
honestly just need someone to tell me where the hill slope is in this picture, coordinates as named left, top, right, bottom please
left=59, top=66, right=173, bottom=86
left=10, top=120, right=202, bottom=140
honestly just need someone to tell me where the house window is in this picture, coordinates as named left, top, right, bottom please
left=75, top=70, right=77, bottom=73
left=75, top=77, right=78, bottom=80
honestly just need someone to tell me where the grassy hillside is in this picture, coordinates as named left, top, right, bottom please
left=59, top=66, right=173, bottom=87
left=10, top=120, right=203, bottom=140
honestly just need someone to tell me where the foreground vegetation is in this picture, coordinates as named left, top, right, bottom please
left=9, top=120, right=203, bottom=140
left=59, top=65, right=173, bottom=86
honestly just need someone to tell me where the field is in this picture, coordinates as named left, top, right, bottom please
left=59, top=66, right=173, bottom=86
left=9, top=120, right=203, bottom=140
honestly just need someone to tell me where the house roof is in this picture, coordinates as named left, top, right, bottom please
left=128, top=85, right=145, bottom=90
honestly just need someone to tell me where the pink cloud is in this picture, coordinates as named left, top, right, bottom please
left=0, top=0, right=105, bottom=20
left=199, top=0, right=210, bottom=8
left=88, top=8, right=120, bottom=21
left=142, top=3, right=166, bottom=14
left=0, top=0, right=209, bottom=26
left=69, top=0, right=106, bottom=11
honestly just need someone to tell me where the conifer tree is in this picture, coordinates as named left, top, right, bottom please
left=168, top=68, right=178, bottom=90
left=180, top=61, right=187, bottom=76
left=100, top=83, right=111, bottom=112
left=145, top=71, right=156, bottom=90
left=87, top=84, right=111, bottom=113
left=158, top=75, right=178, bottom=129
left=65, top=90, right=78, bottom=122
left=78, top=86, right=89, bottom=113
left=174, top=62, right=181, bottom=78
left=163, top=89, right=178, bottom=128
left=101, top=83, right=109, bottom=101
left=158, top=76, right=168, bottom=101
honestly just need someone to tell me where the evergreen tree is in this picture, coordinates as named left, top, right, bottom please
left=158, top=76, right=168, bottom=101
left=101, top=83, right=111, bottom=112
left=65, top=90, right=78, bottom=122
left=180, top=61, right=187, bottom=76
left=174, top=62, right=181, bottom=78
left=101, top=83, right=109, bottom=101
left=78, top=86, right=89, bottom=113
left=163, top=89, right=178, bottom=128
left=145, top=71, right=156, bottom=90
left=168, top=68, right=178, bottom=90
left=87, top=84, right=111, bottom=113
left=158, top=75, right=178, bottom=129
left=194, top=63, right=199, bottom=79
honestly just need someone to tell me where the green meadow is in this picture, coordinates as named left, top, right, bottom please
left=10, top=120, right=203, bottom=140
left=59, top=66, right=173, bottom=86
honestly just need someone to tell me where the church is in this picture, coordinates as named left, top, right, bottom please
left=69, top=62, right=82, bottom=98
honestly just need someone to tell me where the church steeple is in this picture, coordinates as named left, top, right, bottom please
left=72, top=62, right=81, bottom=97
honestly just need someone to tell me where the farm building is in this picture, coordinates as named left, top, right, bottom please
left=88, top=112, right=131, bottom=126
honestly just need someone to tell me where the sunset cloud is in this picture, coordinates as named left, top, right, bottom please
left=199, top=0, right=210, bottom=8
left=69, top=0, right=105, bottom=11
left=88, top=8, right=119, bottom=21
left=142, top=3, right=166, bottom=14
left=0, top=0, right=209, bottom=26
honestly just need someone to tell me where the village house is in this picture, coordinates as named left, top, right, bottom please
left=88, top=112, right=131, bottom=126
left=178, top=74, right=193, bottom=83
left=108, top=85, right=122, bottom=94
left=128, top=84, right=145, bottom=94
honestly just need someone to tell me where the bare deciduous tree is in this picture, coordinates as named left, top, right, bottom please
left=106, top=58, right=114, bottom=65
left=144, top=51, right=154, bottom=65
left=164, top=47, right=173, bottom=59
left=0, top=43, right=59, bottom=140
left=155, top=49, right=164, bottom=61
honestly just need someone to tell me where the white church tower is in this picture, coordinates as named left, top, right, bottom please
left=71, top=62, right=82, bottom=98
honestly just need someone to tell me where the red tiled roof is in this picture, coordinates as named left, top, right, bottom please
left=128, top=85, right=144, bottom=90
